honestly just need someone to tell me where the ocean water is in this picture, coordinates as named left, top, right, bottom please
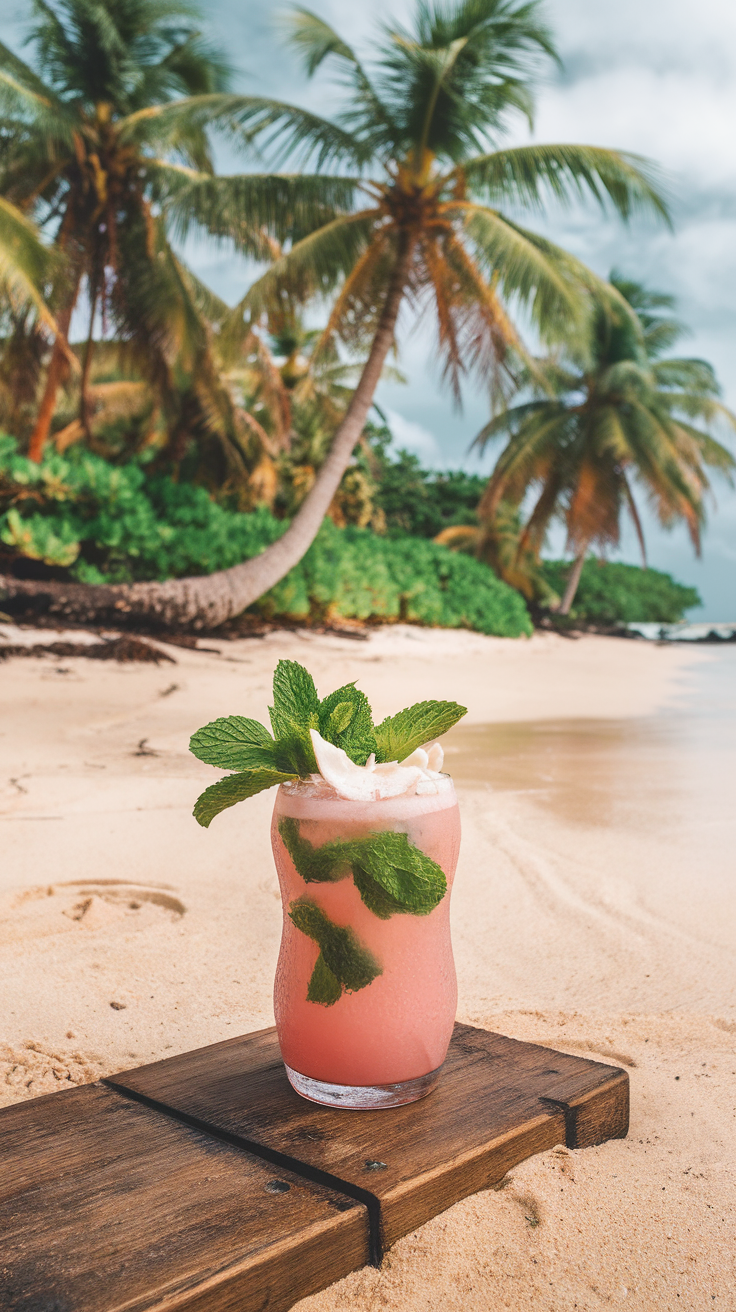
left=446, top=649, right=736, bottom=856
left=445, top=649, right=736, bottom=1001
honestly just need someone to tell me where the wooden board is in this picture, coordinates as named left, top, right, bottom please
left=0, top=1024, right=628, bottom=1311
left=0, top=1082, right=368, bottom=1312
left=107, top=1023, right=628, bottom=1255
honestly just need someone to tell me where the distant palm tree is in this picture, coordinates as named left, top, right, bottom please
left=0, top=0, right=339, bottom=475
left=1, top=0, right=670, bottom=627
left=474, top=275, right=736, bottom=612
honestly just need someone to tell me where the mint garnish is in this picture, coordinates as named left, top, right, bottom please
left=193, top=768, right=296, bottom=827
left=278, top=816, right=351, bottom=883
left=288, top=898, right=382, bottom=1005
left=278, top=817, right=447, bottom=918
left=190, top=716, right=281, bottom=772
left=374, top=700, right=466, bottom=763
left=190, top=660, right=467, bottom=824
left=318, top=683, right=377, bottom=766
left=269, top=660, right=320, bottom=775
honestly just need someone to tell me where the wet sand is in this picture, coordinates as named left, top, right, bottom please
left=1, top=626, right=734, bottom=1309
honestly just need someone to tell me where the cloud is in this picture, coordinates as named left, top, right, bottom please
left=382, top=409, right=444, bottom=466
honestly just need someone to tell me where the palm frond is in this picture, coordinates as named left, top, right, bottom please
left=221, top=209, right=381, bottom=353
left=460, top=144, right=671, bottom=226
left=456, top=202, right=593, bottom=338
left=377, top=0, right=559, bottom=160
left=166, top=172, right=361, bottom=251
left=286, top=8, right=361, bottom=76
left=0, top=195, right=58, bottom=331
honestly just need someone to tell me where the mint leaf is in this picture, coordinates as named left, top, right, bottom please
left=374, top=700, right=467, bottom=763
left=318, top=683, right=376, bottom=765
left=351, top=832, right=446, bottom=919
left=189, top=716, right=279, bottom=771
left=306, top=953, right=342, bottom=1006
left=279, top=819, right=446, bottom=918
left=326, top=701, right=354, bottom=736
left=193, top=768, right=296, bottom=827
left=270, top=660, right=319, bottom=738
left=278, top=816, right=351, bottom=883
left=289, top=898, right=382, bottom=1005
left=269, top=660, right=319, bottom=774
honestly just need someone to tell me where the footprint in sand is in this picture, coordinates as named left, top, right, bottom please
left=0, top=1039, right=105, bottom=1108
left=1, top=879, right=186, bottom=945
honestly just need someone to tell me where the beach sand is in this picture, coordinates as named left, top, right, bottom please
left=1, top=624, right=734, bottom=1310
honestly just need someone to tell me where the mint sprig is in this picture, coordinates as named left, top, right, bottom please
left=190, top=659, right=467, bottom=824
left=193, top=768, right=297, bottom=827
left=374, top=700, right=466, bottom=763
left=278, top=817, right=447, bottom=918
left=318, top=683, right=377, bottom=766
left=190, top=715, right=280, bottom=772
left=288, top=898, right=382, bottom=1005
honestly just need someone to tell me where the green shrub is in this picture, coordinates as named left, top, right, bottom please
left=0, top=437, right=531, bottom=637
left=541, top=558, right=701, bottom=623
left=363, top=424, right=486, bottom=536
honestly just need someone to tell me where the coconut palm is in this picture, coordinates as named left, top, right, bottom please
left=1, top=0, right=669, bottom=627
left=0, top=0, right=345, bottom=476
left=0, top=196, right=66, bottom=431
left=474, top=275, right=736, bottom=613
left=0, top=196, right=57, bottom=327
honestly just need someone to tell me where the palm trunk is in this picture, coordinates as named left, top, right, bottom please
left=80, top=282, right=98, bottom=438
left=2, top=238, right=413, bottom=629
left=559, top=549, right=587, bottom=615
left=27, top=271, right=82, bottom=462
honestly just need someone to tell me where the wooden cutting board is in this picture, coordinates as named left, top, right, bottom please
left=0, top=1023, right=628, bottom=1311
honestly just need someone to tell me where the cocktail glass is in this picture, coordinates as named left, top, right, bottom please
left=272, top=776, right=461, bottom=1109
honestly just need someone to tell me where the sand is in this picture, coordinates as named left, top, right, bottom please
left=1, top=623, right=734, bottom=1310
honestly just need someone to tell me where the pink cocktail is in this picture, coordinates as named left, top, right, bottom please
left=272, top=777, right=461, bottom=1108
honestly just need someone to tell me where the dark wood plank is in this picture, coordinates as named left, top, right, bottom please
left=108, top=1022, right=628, bottom=1252
left=0, top=1082, right=368, bottom=1312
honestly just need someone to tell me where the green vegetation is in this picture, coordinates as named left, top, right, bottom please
left=363, top=425, right=486, bottom=538
left=0, top=435, right=531, bottom=638
left=540, top=559, right=701, bottom=625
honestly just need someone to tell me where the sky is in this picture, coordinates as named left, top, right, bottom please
left=7, top=0, right=736, bottom=617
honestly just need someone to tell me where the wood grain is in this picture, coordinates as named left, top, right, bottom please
left=0, top=1082, right=368, bottom=1312
left=109, top=1022, right=629, bottom=1253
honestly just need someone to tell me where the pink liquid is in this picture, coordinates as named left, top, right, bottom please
left=272, top=780, right=460, bottom=1087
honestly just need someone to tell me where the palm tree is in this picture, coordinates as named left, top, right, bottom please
left=0, top=196, right=67, bottom=429
left=0, top=195, right=57, bottom=328
left=1, top=0, right=669, bottom=627
left=474, top=275, right=736, bottom=613
left=0, top=0, right=342, bottom=477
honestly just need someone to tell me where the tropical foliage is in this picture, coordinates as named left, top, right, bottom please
left=473, top=275, right=736, bottom=611
left=1, top=0, right=725, bottom=634
left=540, top=558, right=700, bottom=625
left=0, top=435, right=532, bottom=635
left=113, top=0, right=666, bottom=625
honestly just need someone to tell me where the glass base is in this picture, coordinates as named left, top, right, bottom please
left=284, top=1062, right=443, bottom=1109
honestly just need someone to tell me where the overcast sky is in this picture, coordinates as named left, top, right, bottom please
left=8, top=0, right=735, bottom=617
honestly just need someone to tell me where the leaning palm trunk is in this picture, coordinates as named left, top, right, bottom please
left=0, top=246, right=411, bottom=630
left=559, top=549, right=587, bottom=615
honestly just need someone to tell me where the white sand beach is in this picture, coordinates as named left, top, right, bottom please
left=1, top=625, right=734, bottom=1310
